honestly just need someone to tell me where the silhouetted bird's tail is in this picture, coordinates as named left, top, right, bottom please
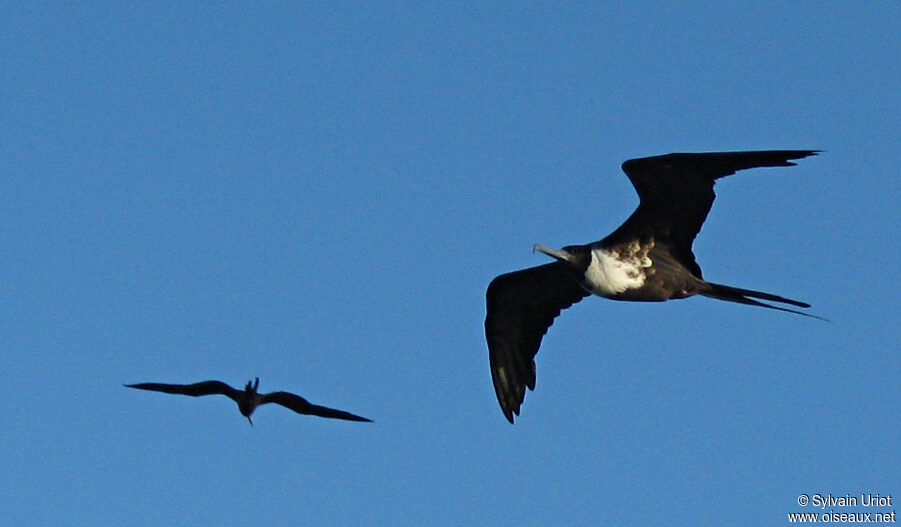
left=700, top=282, right=827, bottom=320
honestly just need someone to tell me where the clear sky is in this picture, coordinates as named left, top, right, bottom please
left=3, top=3, right=898, bottom=526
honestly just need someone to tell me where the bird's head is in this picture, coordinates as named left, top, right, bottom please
left=533, top=244, right=591, bottom=272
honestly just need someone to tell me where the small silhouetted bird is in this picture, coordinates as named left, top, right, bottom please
left=125, top=378, right=372, bottom=425
left=486, top=150, right=823, bottom=423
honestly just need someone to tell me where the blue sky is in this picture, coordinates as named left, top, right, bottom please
left=3, top=3, right=898, bottom=525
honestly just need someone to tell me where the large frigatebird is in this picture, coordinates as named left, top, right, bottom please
left=486, top=150, right=821, bottom=423
left=125, top=378, right=372, bottom=425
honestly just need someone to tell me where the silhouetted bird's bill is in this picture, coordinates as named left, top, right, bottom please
left=125, top=378, right=372, bottom=425
left=486, top=150, right=823, bottom=423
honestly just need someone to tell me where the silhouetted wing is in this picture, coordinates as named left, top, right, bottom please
left=485, top=262, right=590, bottom=423
left=261, top=392, right=373, bottom=422
left=606, top=150, right=818, bottom=276
left=125, top=381, right=240, bottom=402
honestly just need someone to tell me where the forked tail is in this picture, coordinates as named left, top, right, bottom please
left=700, top=282, right=828, bottom=321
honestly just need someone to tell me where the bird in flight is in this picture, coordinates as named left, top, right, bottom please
left=125, top=378, right=372, bottom=425
left=485, top=150, right=822, bottom=423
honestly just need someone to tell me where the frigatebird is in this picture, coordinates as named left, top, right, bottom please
left=486, top=150, right=821, bottom=423
left=125, top=378, right=372, bottom=425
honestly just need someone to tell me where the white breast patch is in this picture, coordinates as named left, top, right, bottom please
left=584, top=241, right=654, bottom=297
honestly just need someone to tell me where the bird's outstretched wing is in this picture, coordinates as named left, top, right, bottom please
left=261, top=392, right=373, bottom=422
left=485, top=262, right=590, bottom=423
left=605, top=150, right=818, bottom=276
left=125, top=381, right=241, bottom=401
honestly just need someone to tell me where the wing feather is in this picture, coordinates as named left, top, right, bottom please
left=608, top=150, right=818, bottom=276
left=261, top=392, right=372, bottom=422
left=485, top=262, right=589, bottom=423
left=125, top=381, right=241, bottom=402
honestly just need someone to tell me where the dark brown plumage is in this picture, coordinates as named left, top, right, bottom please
left=486, top=150, right=822, bottom=423
left=125, top=378, right=372, bottom=425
